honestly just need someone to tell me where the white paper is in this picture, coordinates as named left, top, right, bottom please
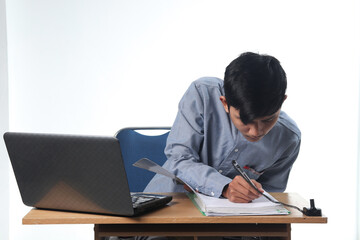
left=193, top=191, right=289, bottom=216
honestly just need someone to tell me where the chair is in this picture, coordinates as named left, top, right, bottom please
left=115, top=127, right=171, bottom=192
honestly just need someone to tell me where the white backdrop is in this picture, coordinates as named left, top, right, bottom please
left=0, top=0, right=9, bottom=239
left=3, top=0, right=360, bottom=239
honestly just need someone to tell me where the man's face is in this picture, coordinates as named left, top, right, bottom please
left=220, top=96, right=282, bottom=142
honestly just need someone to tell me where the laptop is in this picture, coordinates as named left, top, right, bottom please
left=3, top=132, right=172, bottom=216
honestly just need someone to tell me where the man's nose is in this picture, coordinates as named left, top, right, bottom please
left=248, top=122, right=264, bottom=136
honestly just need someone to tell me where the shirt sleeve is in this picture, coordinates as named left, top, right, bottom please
left=257, top=138, right=301, bottom=192
left=164, top=81, right=232, bottom=197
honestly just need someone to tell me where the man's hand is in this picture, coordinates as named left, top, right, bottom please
left=222, top=176, right=264, bottom=203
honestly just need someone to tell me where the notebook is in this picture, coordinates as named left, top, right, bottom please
left=187, top=192, right=289, bottom=216
left=3, top=132, right=172, bottom=216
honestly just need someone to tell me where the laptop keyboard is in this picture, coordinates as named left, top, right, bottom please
left=131, top=195, right=157, bottom=208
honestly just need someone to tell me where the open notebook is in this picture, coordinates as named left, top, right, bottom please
left=133, top=158, right=290, bottom=216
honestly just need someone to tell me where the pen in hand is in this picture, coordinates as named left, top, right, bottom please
left=232, top=160, right=305, bottom=214
left=231, top=160, right=264, bottom=196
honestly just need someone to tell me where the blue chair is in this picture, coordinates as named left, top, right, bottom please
left=115, top=127, right=171, bottom=192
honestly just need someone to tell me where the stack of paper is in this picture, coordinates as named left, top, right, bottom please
left=188, top=191, right=289, bottom=216
left=133, top=158, right=290, bottom=216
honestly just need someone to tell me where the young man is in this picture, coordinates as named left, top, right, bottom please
left=145, top=52, right=301, bottom=203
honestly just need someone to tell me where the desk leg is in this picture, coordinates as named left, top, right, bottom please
left=279, top=224, right=291, bottom=240
left=94, top=224, right=101, bottom=240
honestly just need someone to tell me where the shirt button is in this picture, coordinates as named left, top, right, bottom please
left=219, top=169, right=223, bottom=173
left=234, top=148, right=239, bottom=152
left=211, top=192, right=215, bottom=196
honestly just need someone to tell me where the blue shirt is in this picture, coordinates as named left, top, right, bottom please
left=145, top=77, right=301, bottom=198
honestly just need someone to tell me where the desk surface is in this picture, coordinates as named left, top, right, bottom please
left=23, top=192, right=327, bottom=225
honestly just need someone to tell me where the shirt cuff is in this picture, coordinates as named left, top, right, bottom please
left=196, top=175, right=232, bottom=198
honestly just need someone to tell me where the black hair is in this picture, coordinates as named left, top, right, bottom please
left=224, top=52, right=287, bottom=124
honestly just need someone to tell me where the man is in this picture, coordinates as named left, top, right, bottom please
left=145, top=52, right=301, bottom=204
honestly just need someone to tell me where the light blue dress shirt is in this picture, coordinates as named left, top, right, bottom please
left=145, top=77, right=301, bottom=198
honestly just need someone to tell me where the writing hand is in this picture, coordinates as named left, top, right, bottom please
left=222, top=175, right=264, bottom=203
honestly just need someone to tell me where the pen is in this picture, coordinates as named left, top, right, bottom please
left=231, top=160, right=261, bottom=193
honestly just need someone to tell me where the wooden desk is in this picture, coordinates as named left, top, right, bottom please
left=23, top=193, right=327, bottom=240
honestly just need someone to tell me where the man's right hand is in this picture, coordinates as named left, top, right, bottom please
left=222, top=175, right=264, bottom=203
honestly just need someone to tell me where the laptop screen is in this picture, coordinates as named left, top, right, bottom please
left=4, top=132, right=136, bottom=215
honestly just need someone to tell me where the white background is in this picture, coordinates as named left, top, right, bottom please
left=1, top=0, right=360, bottom=239
left=0, top=0, right=9, bottom=239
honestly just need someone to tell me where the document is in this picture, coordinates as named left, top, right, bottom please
left=188, top=192, right=289, bottom=216
left=133, top=158, right=290, bottom=216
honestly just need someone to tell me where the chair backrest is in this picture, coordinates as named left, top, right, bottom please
left=115, top=127, right=171, bottom=192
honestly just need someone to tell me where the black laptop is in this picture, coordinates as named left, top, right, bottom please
left=3, top=132, right=172, bottom=216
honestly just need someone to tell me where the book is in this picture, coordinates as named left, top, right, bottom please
left=133, top=158, right=290, bottom=216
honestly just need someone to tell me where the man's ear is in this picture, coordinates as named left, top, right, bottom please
left=219, top=96, right=229, bottom=113
left=283, top=95, right=288, bottom=102
left=283, top=95, right=287, bottom=102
